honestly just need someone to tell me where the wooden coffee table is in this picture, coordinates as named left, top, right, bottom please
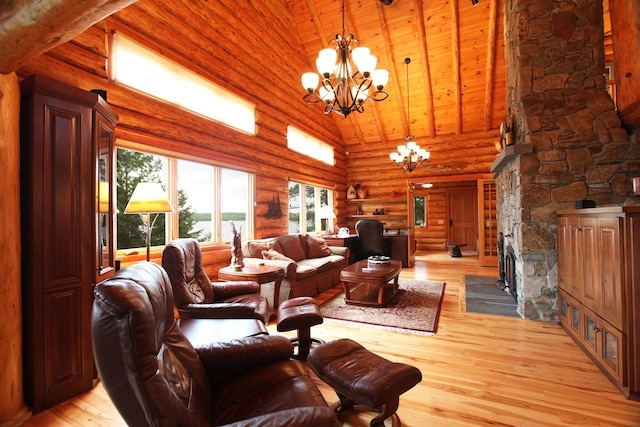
left=339, top=260, right=402, bottom=307
left=218, top=264, right=285, bottom=319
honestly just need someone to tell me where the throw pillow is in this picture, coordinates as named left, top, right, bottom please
left=277, top=235, right=307, bottom=261
left=305, top=234, right=332, bottom=258
left=261, top=249, right=295, bottom=264
left=247, top=239, right=282, bottom=258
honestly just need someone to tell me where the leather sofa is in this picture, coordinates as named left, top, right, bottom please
left=92, top=262, right=339, bottom=427
left=241, top=234, right=349, bottom=304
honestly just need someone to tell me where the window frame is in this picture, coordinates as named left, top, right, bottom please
left=288, top=180, right=334, bottom=234
left=116, top=139, right=255, bottom=257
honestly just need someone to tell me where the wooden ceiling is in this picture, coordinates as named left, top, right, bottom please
left=288, top=0, right=507, bottom=147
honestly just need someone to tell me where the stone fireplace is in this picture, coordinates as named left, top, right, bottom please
left=493, top=0, right=640, bottom=320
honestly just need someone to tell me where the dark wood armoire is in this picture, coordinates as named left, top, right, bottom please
left=20, top=75, right=118, bottom=413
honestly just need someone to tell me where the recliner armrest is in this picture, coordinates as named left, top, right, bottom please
left=212, top=280, right=260, bottom=299
left=197, top=335, right=294, bottom=382
left=179, top=303, right=257, bottom=319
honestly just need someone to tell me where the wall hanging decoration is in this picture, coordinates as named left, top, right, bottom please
left=265, top=194, right=282, bottom=219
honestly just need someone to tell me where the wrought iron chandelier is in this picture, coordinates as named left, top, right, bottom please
left=389, top=57, right=430, bottom=173
left=301, top=0, right=389, bottom=118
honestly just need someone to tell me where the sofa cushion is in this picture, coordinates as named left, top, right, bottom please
left=246, top=239, right=282, bottom=258
left=305, top=234, right=332, bottom=258
left=262, top=249, right=295, bottom=264
left=298, top=258, right=333, bottom=274
left=277, top=235, right=307, bottom=262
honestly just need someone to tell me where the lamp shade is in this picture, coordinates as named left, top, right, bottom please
left=98, top=181, right=109, bottom=212
left=319, top=205, right=337, bottom=219
left=124, top=182, right=173, bottom=214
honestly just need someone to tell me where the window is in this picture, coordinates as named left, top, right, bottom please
left=288, top=181, right=333, bottom=234
left=111, top=33, right=256, bottom=134
left=287, top=126, right=334, bottom=166
left=116, top=145, right=254, bottom=254
left=414, top=195, right=427, bottom=227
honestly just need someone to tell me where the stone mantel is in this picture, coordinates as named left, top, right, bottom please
left=490, top=144, right=533, bottom=176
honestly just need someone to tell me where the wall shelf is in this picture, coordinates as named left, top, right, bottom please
left=346, top=198, right=406, bottom=203
left=347, top=214, right=406, bottom=219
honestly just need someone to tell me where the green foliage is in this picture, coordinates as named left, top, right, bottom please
left=116, top=148, right=212, bottom=250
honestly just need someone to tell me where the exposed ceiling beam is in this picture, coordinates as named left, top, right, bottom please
left=0, top=0, right=137, bottom=74
left=483, top=0, right=499, bottom=131
left=414, top=0, right=436, bottom=138
left=450, top=0, right=462, bottom=135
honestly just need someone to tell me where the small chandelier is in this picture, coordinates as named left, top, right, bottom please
left=389, top=58, right=430, bottom=173
left=301, top=0, right=389, bottom=118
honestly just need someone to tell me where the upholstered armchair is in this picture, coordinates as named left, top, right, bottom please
left=162, top=238, right=270, bottom=324
left=355, top=219, right=391, bottom=261
left=92, top=262, right=339, bottom=427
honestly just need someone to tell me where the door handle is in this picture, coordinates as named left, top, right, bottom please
left=449, top=219, right=453, bottom=227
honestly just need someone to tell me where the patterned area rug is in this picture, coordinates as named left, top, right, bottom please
left=320, top=280, right=446, bottom=335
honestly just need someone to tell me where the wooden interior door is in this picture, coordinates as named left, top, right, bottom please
left=447, top=190, right=477, bottom=252
left=478, top=179, right=498, bottom=266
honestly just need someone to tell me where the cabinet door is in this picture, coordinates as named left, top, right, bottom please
left=21, top=90, right=94, bottom=412
left=597, top=217, right=624, bottom=329
left=95, top=111, right=116, bottom=283
left=567, top=216, right=584, bottom=300
left=557, top=217, right=571, bottom=290
left=601, top=322, right=625, bottom=385
left=580, top=217, right=599, bottom=313
left=558, top=289, right=580, bottom=341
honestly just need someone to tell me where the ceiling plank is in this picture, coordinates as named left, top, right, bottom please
left=0, top=0, right=137, bottom=73
left=483, top=0, right=499, bottom=132
left=414, top=0, right=436, bottom=138
left=450, top=0, right=462, bottom=135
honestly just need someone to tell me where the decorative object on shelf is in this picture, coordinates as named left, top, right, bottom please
left=301, top=0, right=389, bottom=118
left=265, top=194, right=282, bottom=219
left=347, top=185, right=357, bottom=199
left=500, top=116, right=513, bottom=148
left=355, top=183, right=367, bottom=199
left=124, top=182, right=174, bottom=261
left=356, top=204, right=363, bottom=215
left=373, top=208, right=385, bottom=215
left=389, top=58, right=430, bottom=173
left=633, top=177, right=640, bottom=196
left=229, top=221, right=244, bottom=270
left=338, top=227, right=350, bottom=237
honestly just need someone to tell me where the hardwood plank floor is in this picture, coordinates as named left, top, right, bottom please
left=23, top=252, right=640, bottom=426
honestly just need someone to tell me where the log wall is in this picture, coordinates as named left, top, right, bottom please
left=16, top=0, right=499, bottom=270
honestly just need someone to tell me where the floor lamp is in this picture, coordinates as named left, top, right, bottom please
left=124, top=182, right=174, bottom=261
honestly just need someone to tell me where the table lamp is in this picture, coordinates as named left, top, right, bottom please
left=319, top=205, right=337, bottom=235
left=124, top=182, right=173, bottom=261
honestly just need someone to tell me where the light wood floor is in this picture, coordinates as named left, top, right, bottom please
left=23, top=252, right=640, bottom=426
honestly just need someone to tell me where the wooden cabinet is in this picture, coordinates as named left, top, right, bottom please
left=556, top=207, right=640, bottom=397
left=20, top=75, right=118, bottom=413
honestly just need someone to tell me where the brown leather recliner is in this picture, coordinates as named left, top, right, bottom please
left=162, top=238, right=270, bottom=324
left=92, top=262, right=339, bottom=427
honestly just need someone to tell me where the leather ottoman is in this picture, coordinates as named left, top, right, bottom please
left=308, top=338, right=422, bottom=427
left=277, top=296, right=324, bottom=360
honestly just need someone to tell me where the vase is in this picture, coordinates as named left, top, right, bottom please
left=357, top=187, right=367, bottom=199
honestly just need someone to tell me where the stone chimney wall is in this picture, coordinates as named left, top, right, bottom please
left=497, top=0, right=640, bottom=320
